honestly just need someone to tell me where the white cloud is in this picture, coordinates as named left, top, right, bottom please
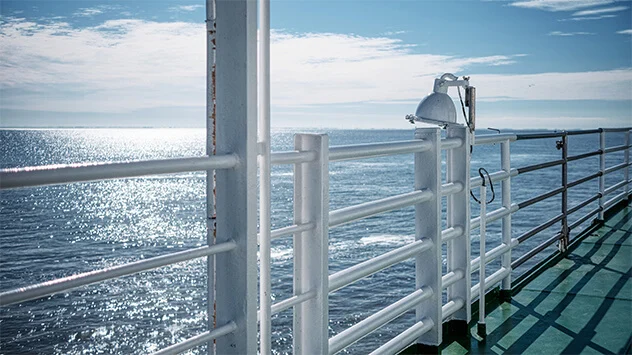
left=617, top=29, right=632, bottom=34
left=510, top=0, right=614, bottom=12
left=381, top=30, right=408, bottom=36
left=548, top=31, right=596, bottom=36
left=73, top=8, right=103, bottom=17
left=558, top=14, right=617, bottom=20
left=169, top=5, right=204, bottom=12
left=0, top=18, right=630, bottom=118
left=572, top=5, right=629, bottom=16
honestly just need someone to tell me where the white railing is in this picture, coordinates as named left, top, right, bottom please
left=2, top=126, right=629, bottom=354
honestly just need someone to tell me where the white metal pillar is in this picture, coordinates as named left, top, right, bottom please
left=445, top=126, right=471, bottom=323
left=500, top=140, right=512, bottom=293
left=599, top=130, right=606, bottom=220
left=293, top=134, right=329, bottom=354
left=414, top=127, right=442, bottom=346
left=257, top=0, right=272, bottom=352
left=214, top=0, right=258, bottom=353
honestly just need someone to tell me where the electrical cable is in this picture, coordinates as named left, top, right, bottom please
left=470, top=167, right=495, bottom=204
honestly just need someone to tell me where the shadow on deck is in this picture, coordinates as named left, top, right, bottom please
left=414, top=203, right=632, bottom=354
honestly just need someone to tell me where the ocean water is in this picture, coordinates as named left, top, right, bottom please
left=0, top=128, right=628, bottom=354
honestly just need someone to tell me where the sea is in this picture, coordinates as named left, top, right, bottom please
left=0, top=128, right=628, bottom=354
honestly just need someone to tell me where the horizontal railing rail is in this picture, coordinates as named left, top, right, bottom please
left=0, top=241, right=237, bottom=307
left=0, top=155, right=239, bottom=189
left=328, top=239, right=432, bottom=293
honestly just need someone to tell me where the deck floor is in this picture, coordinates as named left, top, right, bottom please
left=443, top=204, right=632, bottom=355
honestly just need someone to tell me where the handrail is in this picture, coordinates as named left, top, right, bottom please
left=329, top=190, right=433, bottom=227
left=328, top=287, right=432, bottom=354
left=328, top=239, right=432, bottom=293
left=517, top=187, right=565, bottom=210
left=152, top=321, right=238, bottom=355
left=271, top=150, right=317, bottom=165
left=512, top=233, right=561, bottom=269
left=0, top=241, right=236, bottom=306
left=329, top=140, right=432, bottom=162
left=516, top=159, right=564, bottom=174
left=473, top=133, right=517, bottom=145
left=0, top=155, right=239, bottom=189
left=368, top=318, right=434, bottom=355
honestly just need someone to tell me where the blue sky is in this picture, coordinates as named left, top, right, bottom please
left=0, top=0, right=631, bottom=129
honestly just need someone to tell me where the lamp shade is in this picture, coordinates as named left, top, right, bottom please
left=414, top=92, right=457, bottom=125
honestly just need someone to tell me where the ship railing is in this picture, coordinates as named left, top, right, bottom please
left=0, top=152, right=257, bottom=355
left=258, top=127, right=472, bottom=354
left=469, top=127, right=631, bottom=309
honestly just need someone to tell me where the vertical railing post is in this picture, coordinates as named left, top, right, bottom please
left=477, top=181, right=487, bottom=339
left=599, top=129, right=606, bottom=221
left=257, top=0, right=272, bottom=352
left=559, top=133, right=569, bottom=252
left=500, top=139, right=512, bottom=300
left=625, top=130, right=630, bottom=202
left=214, top=0, right=258, bottom=353
left=293, top=134, right=329, bottom=355
left=445, top=126, right=471, bottom=333
left=414, top=127, right=442, bottom=348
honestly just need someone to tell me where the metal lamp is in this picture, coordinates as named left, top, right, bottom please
left=406, top=73, right=475, bottom=130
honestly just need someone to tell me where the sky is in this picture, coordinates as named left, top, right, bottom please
left=0, top=0, right=631, bottom=129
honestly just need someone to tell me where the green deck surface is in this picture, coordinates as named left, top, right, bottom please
left=442, top=204, right=632, bottom=355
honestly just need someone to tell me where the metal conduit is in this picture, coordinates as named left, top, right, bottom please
left=0, top=155, right=240, bottom=189
left=0, top=241, right=236, bottom=306
left=328, top=239, right=432, bottom=292
left=328, top=287, right=433, bottom=354
left=152, top=321, right=237, bottom=355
